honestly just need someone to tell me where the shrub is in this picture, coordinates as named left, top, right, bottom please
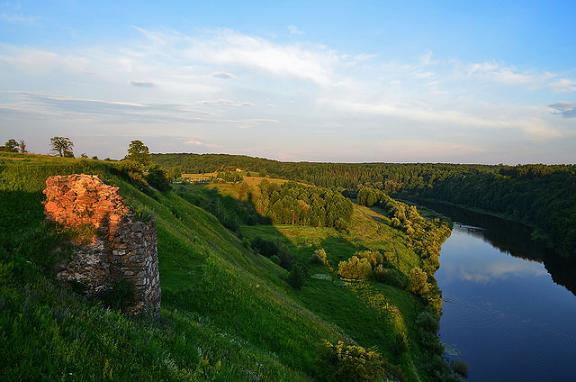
left=146, top=164, right=171, bottom=192
left=408, top=267, right=430, bottom=295
left=310, top=248, right=332, bottom=270
left=251, top=237, right=279, bottom=257
left=416, top=310, right=439, bottom=333
left=391, top=333, right=408, bottom=356
left=288, top=264, right=307, bottom=290
left=355, top=250, right=383, bottom=267
left=278, top=247, right=295, bottom=270
left=451, top=360, right=469, bottom=378
left=115, top=160, right=147, bottom=188
left=321, top=340, right=394, bottom=382
left=374, top=265, right=408, bottom=289
left=338, top=256, right=372, bottom=280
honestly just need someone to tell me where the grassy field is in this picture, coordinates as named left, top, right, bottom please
left=0, top=153, right=451, bottom=381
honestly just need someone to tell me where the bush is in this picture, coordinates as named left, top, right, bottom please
left=115, top=160, right=147, bottom=188
left=310, top=248, right=332, bottom=270
left=416, top=310, right=439, bottom=333
left=251, top=237, right=279, bottom=257
left=278, top=247, right=295, bottom=270
left=408, top=267, right=430, bottom=295
left=391, top=333, right=408, bottom=356
left=288, top=264, right=307, bottom=290
left=374, top=265, right=408, bottom=289
left=338, top=256, right=372, bottom=280
left=355, top=250, right=383, bottom=267
left=321, top=340, right=394, bottom=382
left=451, top=360, right=469, bottom=378
left=146, top=165, right=171, bottom=192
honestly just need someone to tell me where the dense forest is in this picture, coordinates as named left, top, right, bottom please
left=153, top=153, right=576, bottom=257
left=256, top=181, right=353, bottom=230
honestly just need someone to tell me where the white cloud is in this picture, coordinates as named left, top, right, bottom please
left=551, top=78, right=576, bottom=93
left=0, top=27, right=574, bottom=161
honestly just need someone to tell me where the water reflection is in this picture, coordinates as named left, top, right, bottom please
left=441, top=226, right=548, bottom=284
left=419, top=200, right=576, bottom=295
left=414, top=200, right=576, bottom=382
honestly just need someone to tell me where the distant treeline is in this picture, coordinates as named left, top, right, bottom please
left=152, top=153, right=576, bottom=257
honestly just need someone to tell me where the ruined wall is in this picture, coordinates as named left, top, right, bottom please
left=44, top=174, right=160, bottom=317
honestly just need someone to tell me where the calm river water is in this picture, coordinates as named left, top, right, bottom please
left=423, top=201, right=576, bottom=382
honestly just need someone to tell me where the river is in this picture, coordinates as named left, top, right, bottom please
left=421, top=201, right=576, bottom=381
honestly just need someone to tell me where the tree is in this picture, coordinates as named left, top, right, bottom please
left=408, top=267, right=430, bottom=296
left=50, top=137, right=74, bottom=157
left=2, top=139, right=19, bottom=152
left=18, top=139, right=27, bottom=153
left=126, top=140, right=150, bottom=165
left=288, top=263, right=306, bottom=290
left=338, top=256, right=372, bottom=280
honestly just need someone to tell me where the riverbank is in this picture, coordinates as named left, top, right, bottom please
left=396, top=194, right=535, bottom=228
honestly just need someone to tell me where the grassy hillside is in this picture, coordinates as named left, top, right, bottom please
left=153, top=153, right=576, bottom=257
left=0, top=153, right=455, bottom=381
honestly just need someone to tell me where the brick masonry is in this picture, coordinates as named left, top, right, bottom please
left=44, top=174, right=161, bottom=317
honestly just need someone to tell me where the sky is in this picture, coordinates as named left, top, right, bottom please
left=1, top=0, right=575, bottom=163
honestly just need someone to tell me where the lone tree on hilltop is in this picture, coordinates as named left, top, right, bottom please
left=126, top=140, right=150, bottom=165
left=50, top=137, right=74, bottom=157
left=1, top=139, right=20, bottom=152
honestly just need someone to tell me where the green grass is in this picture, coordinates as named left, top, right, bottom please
left=0, top=152, right=451, bottom=381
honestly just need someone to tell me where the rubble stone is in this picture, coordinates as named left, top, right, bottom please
left=43, top=174, right=160, bottom=317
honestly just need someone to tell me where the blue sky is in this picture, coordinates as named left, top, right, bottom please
left=1, top=0, right=575, bottom=163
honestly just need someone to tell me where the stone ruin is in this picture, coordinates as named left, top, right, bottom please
left=43, top=174, right=160, bottom=317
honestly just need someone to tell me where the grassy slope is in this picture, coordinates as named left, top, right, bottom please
left=179, top=177, right=446, bottom=381
left=0, top=155, right=440, bottom=381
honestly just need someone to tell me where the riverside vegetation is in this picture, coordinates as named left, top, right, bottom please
left=0, top=146, right=458, bottom=381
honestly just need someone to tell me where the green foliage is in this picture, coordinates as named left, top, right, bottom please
left=408, top=267, right=430, bottom=296
left=374, top=265, right=408, bottom=289
left=153, top=153, right=576, bottom=257
left=392, top=333, right=408, bottom=356
left=125, top=140, right=150, bottom=165
left=251, top=237, right=280, bottom=257
left=320, top=340, right=395, bottom=382
left=416, top=310, right=439, bottom=333
left=310, top=248, right=332, bottom=270
left=451, top=360, right=468, bottom=378
left=145, top=164, right=171, bottom=192
left=1, top=138, right=20, bottom=152
left=338, top=256, right=372, bottom=280
left=0, top=152, right=454, bottom=382
left=217, top=171, right=244, bottom=183
left=288, top=263, right=307, bottom=290
left=50, top=136, right=74, bottom=157
left=355, top=250, right=383, bottom=267
left=258, top=180, right=353, bottom=229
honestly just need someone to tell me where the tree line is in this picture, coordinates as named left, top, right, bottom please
left=152, top=153, right=576, bottom=257
left=256, top=180, right=353, bottom=230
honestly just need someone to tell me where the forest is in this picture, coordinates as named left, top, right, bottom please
left=153, top=153, right=576, bottom=257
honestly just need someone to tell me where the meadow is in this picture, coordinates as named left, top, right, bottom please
left=0, top=154, right=456, bottom=381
